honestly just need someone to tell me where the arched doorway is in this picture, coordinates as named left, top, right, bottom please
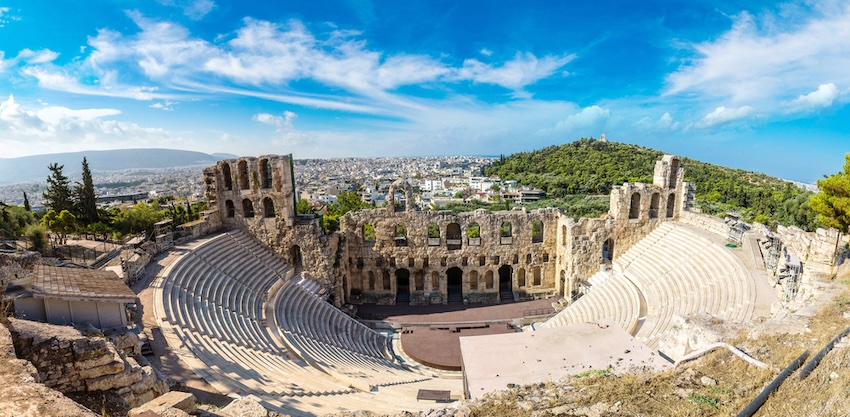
left=290, top=245, right=303, bottom=274
left=498, top=265, right=514, bottom=302
left=446, top=267, right=463, bottom=303
left=395, top=268, right=410, bottom=304
left=602, top=238, right=614, bottom=261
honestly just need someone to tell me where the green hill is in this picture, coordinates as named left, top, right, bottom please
left=484, top=138, right=819, bottom=230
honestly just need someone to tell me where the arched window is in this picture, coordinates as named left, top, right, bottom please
left=649, top=193, right=660, bottom=219
left=532, top=220, right=543, bottom=243
left=629, top=193, right=641, bottom=219
left=382, top=270, right=391, bottom=290
left=469, top=270, right=479, bottom=290
left=363, top=223, right=375, bottom=243
left=225, top=200, right=235, bottom=217
left=467, top=222, right=481, bottom=246
left=485, top=270, right=494, bottom=289
left=414, top=270, right=425, bottom=291
left=394, top=224, right=408, bottom=247
left=259, top=158, right=272, bottom=189
left=427, top=223, right=440, bottom=246
left=500, top=221, right=512, bottom=244
left=368, top=271, right=375, bottom=290
left=602, top=238, right=614, bottom=261
left=431, top=271, right=440, bottom=290
left=238, top=160, right=249, bottom=190
left=242, top=199, right=254, bottom=217
left=667, top=195, right=676, bottom=217
left=262, top=197, right=275, bottom=217
left=533, top=267, right=541, bottom=286
left=222, top=163, right=233, bottom=191
left=562, top=225, right=568, bottom=246
left=446, top=222, right=462, bottom=250
left=517, top=267, right=526, bottom=287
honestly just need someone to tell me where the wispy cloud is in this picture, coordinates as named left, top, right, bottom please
left=454, top=52, right=575, bottom=92
left=785, top=83, right=839, bottom=113
left=694, top=105, right=754, bottom=128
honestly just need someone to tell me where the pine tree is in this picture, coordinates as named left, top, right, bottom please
left=22, top=191, right=31, bottom=212
left=42, top=163, right=75, bottom=214
left=76, top=157, right=99, bottom=225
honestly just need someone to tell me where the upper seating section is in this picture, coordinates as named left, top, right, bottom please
left=540, top=269, right=642, bottom=334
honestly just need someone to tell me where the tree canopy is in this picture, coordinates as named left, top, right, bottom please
left=43, top=163, right=75, bottom=214
left=76, top=157, right=99, bottom=224
left=810, top=153, right=850, bottom=234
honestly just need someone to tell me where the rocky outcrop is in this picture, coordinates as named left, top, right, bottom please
left=7, top=318, right=168, bottom=408
left=0, top=322, right=99, bottom=417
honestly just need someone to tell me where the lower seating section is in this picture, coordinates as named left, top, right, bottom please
left=273, top=277, right=426, bottom=388
left=541, top=222, right=756, bottom=350
left=156, top=230, right=440, bottom=416
left=540, top=269, right=642, bottom=334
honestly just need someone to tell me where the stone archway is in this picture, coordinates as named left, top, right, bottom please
left=602, top=238, right=614, bottom=261
left=395, top=268, right=410, bottom=304
left=387, top=179, right=414, bottom=212
left=446, top=267, right=463, bottom=303
left=290, top=245, right=303, bottom=274
left=498, top=265, right=514, bottom=302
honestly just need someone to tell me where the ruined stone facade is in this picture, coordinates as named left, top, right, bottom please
left=202, top=154, right=692, bottom=306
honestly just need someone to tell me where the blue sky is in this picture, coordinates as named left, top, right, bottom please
left=0, top=0, right=848, bottom=182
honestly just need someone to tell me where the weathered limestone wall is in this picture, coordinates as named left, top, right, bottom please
left=678, top=210, right=728, bottom=238
left=7, top=318, right=168, bottom=408
left=777, top=225, right=847, bottom=275
left=342, top=207, right=560, bottom=304
left=0, top=322, right=99, bottom=417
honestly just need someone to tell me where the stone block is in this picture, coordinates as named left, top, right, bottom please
left=128, top=391, right=196, bottom=417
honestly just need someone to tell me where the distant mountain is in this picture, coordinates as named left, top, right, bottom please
left=0, top=148, right=231, bottom=185
left=211, top=152, right=240, bottom=159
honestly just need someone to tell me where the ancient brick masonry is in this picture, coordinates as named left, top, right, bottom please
left=7, top=318, right=168, bottom=408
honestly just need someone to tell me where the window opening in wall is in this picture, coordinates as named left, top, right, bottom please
left=532, top=220, right=543, bottom=243
left=423, top=257, right=429, bottom=267
left=485, top=270, right=494, bottom=289
left=428, top=223, right=440, bottom=246
left=629, top=193, right=641, bottom=219
left=649, top=193, right=660, bottom=219
left=533, top=267, right=541, bottom=286
left=602, top=239, right=614, bottom=261
left=668, top=158, right=680, bottom=189
left=414, top=270, right=425, bottom=291
left=561, top=225, right=567, bottom=246
left=543, top=253, right=549, bottom=262
left=431, top=271, right=440, bottom=291
left=222, top=163, right=233, bottom=190
left=500, top=222, right=512, bottom=244
left=390, top=257, right=396, bottom=267
left=498, top=265, right=513, bottom=301
left=517, top=268, right=526, bottom=287
left=408, top=257, right=415, bottom=267
left=560, top=270, right=567, bottom=296
left=513, top=254, right=519, bottom=264
left=462, top=256, right=468, bottom=266
left=225, top=200, right=235, bottom=217
left=526, top=253, right=532, bottom=264
left=263, top=197, right=275, bottom=218
left=260, top=158, right=272, bottom=189
left=479, top=256, right=486, bottom=266
left=667, top=195, right=676, bottom=218
left=467, top=222, right=481, bottom=246
left=446, top=267, right=463, bottom=303
left=368, top=271, right=375, bottom=290
left=238, top=160, right=249, bottom=190
left=446, top=223, right=462, bottom=250
left=382, top=270, right=391, bottom=291
left=394, top=224, right=408, bottom=247
left=363, top=224, right=376, bottom=243
left=395, top=269, right=410, bottom=304
left=242, top=199, right=255, bottom=217
left=469, top=270, right=479, bottom=290
left=441, top=257, right=447, bottom=267
left=290, top=245, right=302, bottom=274
left=492, top=256, right=500, bottom=264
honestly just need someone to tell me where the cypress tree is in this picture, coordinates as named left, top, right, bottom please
left=43, top=163, right=75, bottom=214
left=22, top=191, right=31, bottom=212
left=76, top=157, right=99, bottom=224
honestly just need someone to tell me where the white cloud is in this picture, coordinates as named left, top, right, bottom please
left=694, top=105, right=754, bottom=128
left=454, top=52, right=575, bottom=92
left=184, top=0, right=215, bottom=20
left=636, top=112, right=680, bottom=131
left=253, top=111, right=315, bottom=147
left=16, top=48, right=59, bottom=64
left=552, top=105, right=611, bottom=132
left=785, top=83, right=839, bottom=112
left=480, top=48, right=492, bottom=56
left=666, top=4, right=850, bottom=107
left=149, top=100, right=177, bottom=111
left=21, top=67, right=164, bottom=100
left=0, top=94, right=169, bottom=152
left=0, top=6, right=21, bottom=28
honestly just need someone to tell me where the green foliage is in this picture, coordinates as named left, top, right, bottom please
left=576, top=369, right=611, bottom=378
left=296, top=199, right=315, bottom=215
left=22, top=192, right=31, bottom=212
left=321, top=191, right=370, bottom=234
left=40, top=209, right=78, bottom=237
left=500, top=221, right=512, bottom=237
left=24, top=224, right=47, bottom=252
left=75, top=157, right=99, bottom=224
left=427, top=223, right=440, bottom=238
left=810, top=153, right=850, bottom=234
left=43, top=163, right=75, bottom=214
left=363, top=223, right=376, bottom=241
left=110, top=202, right=167, bottom=237
left=0, top=203, right=36, bottom=234
left=687, top=392, right=720, bottom=407
left=467, top=223, right=480, bottom=238
left=394, top=223, right=407, bottom=237
left=485, top=138, right=820, bottom=230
